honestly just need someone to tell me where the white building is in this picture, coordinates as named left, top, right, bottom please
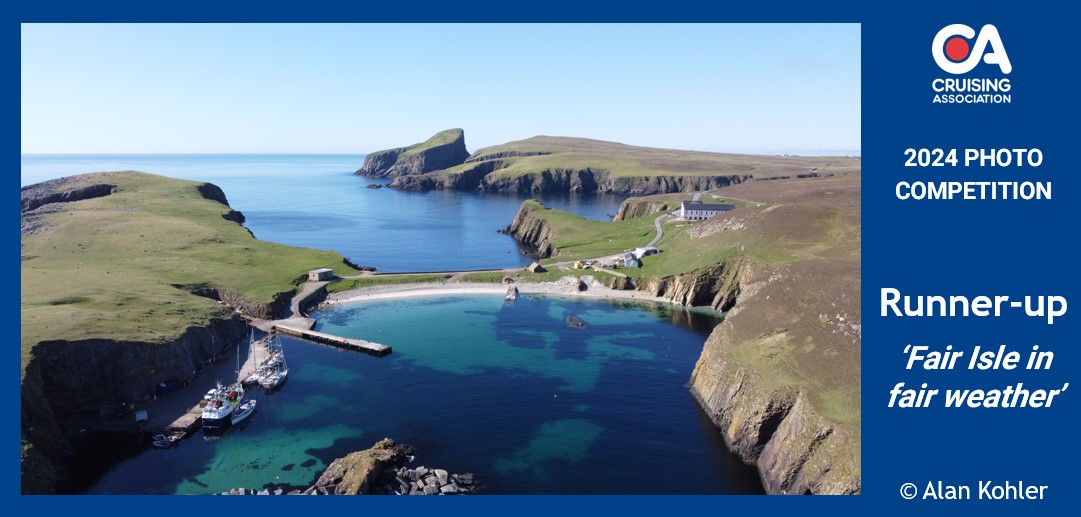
left=679, top=201, right=736, bottom=221
left=632, top=246, right=660, bottom=259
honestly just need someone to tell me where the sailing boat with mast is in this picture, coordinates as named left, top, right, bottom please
left=259, top=331, right=289, bottom=391
left=242, top=329, right=265, bottom=386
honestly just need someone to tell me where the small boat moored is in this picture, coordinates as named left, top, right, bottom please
left=231, top=399, right=257, bottom=426
left=151, top=433, right=179, bottom=449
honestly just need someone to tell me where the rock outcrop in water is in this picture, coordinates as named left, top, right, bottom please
left=504, top=200, right=557, bottom=258
left=221, top=439, right=478, bottom=495
left=355, top=129, right=470, bottom=178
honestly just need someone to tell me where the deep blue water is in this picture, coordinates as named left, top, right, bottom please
left=24, top=154, right=763, bottom=494
left=20, top=154, right=625, bottom=272
left=84, top=295, right=762, bottom=495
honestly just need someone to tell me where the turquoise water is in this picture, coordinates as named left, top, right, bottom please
left=85, top=295, right=763, bottom=494
left=24, top=154, right=762, bottom=494
left=20, top=154, right=624, bottom=272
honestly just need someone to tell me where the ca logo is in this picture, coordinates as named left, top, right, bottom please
left=932, top=24, right=1012, bottom=75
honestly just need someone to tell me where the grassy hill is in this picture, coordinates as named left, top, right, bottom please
left=454, top=135, right=858, bottom=180
left=401, top=128, right=465, bottom=157
left=20, top=171, right=358, bottom=371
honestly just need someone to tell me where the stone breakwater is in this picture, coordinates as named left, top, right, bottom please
left=377, top=466, right=477, bottom=495
left=219, top=468, right=477, bottom=496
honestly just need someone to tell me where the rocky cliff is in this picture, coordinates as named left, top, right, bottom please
left=614, top=197, right=680, bottom=221
left=21, top=316, right=249, bottom=494
left=388, top=160, right=505, bottom=191
left=22, top=179, right=117, bottom=212
left=609, top=258, right=861, bottom=494
left=503, top=201, right=556, bottom=258
left=688, top=259, right=861, bottom=494
left=355, top=128, right=470, bottom=178
left=391, top=165, right=748, bottom=195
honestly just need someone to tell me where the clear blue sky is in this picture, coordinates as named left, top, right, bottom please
left=21, top=24, right=860, bottom=155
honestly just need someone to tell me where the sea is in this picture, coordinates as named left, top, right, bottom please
left=20, top=154, right=764, bottom=494
left=20, top=154, right=624, bottom=272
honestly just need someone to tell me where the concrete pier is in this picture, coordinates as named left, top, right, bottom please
left=273, top=324, right=392, bottom=357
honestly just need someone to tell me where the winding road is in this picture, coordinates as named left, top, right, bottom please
left=332, top=212, right=672, bottom=284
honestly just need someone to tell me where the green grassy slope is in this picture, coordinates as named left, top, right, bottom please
left=449, top=135, right=860, bottom=180
left=20, top=171, right=358, bottom=369
left=401, top=128, right=465, bottom=157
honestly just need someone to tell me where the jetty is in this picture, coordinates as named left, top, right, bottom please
left=238, top=278, right=394, bottom=358
left=273, top=324, right=391, bottom=357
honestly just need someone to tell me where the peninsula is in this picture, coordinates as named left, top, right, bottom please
left=20, top=172, right=362, bottom=493
left=356, top=129, right=844, bottom=195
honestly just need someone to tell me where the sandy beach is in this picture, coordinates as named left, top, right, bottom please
left=323, top=275, right=678, bottom=307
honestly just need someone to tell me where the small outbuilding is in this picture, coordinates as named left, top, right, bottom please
left=622, top=253, right=641, bottom=268
left=308, top=268, right=334, bottom=281
left=633, top=246, right=660, bottom=259
left=527, top=262, right=547, bottom=273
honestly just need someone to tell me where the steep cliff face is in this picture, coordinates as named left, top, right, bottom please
left=504, top=201, right=556, bottom=258
left=388, top=160, right=505, bottom=191
left=388, top=163, right=749, bottom=195
left=21, top=182, right=117, bottom=212
left=355, top=129, right=470, bottom=178
left=464, top=150, right=551, bottom=163
left=688, top=259, right=861, bottom=495
left=641, top=261, right=746, bottom=310
left=21, top=316, right=249, bottom=494
left=614, top=197, right=679, bottom=221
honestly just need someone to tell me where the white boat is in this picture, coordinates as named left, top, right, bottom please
left=201, top=382, right=244, bottom=429
left=259, top=333, right=289, bottom=391
left=231, top=399, right=257, bottom=426
left=203, top=341, right=246, bottom=430
left=242, top=371, right=263, bottom=386
left=151, top=433, right=179, bottom=448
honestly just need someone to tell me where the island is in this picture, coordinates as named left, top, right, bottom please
left=21, top=139, right=861, bottom=495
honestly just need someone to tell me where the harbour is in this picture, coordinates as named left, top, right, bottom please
left=77, top=295, right=764, bottom=495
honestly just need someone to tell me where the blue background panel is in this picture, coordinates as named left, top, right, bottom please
left=7, top=1, right=1079, bottom=515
